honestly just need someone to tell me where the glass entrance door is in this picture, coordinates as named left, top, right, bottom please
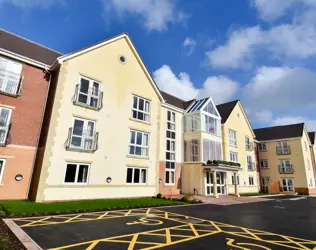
left=205, top=171, right=226, bottom=195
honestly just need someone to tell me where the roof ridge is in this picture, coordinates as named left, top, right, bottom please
left=0, top=28, right=63, bottom=55
left=254, top=122, right=305, bottom=131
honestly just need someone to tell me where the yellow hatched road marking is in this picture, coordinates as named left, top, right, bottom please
left=97, top=212, right=109, bottom=219
left=165, top=228, right=171, bottom=244
left=20, top=217, right=51, bottom=228
left=128, top=234, right=139, bottom=250
left=188, top=223, right=199, bottom=237
left=64, top=214, right=82, bottom=223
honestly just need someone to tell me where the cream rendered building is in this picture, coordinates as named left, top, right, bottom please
left=217, top=100, right=260, bottom=194
left=254, top=123, right=316, bottom=195
left=29, top=33, right=260, bottom=202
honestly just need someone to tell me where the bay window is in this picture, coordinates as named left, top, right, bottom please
left=203, top=139, right=222, bottom=162
left=184, top=139, right=200, bottom=162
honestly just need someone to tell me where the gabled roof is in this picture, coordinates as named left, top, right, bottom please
left=216, top=100, right=239, bottom=124
left=160, top=91, right=194, bottom=110
left=254, top=123, right=305, bottom=141
left=308, top=132, right=315, bottom=145
left=187, top=98, right=209, bottom=113
left=0, top=29, right=62, bottom=65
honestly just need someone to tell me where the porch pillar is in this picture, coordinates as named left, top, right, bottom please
left=234, top=172, right=240, bottom=197
left=213, top=171, right=218, bottom=198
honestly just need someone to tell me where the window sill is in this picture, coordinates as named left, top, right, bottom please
left=164, top=184, right=176, bottom=187
left=126, top=154, right=149, bottom=160
left=73, top=102, right=101, bottom=111
left=126, top=183, right=147, bottom=186
left=66, top=147, right=96, bottom=154
left=129, top=117, right=151, bottom=126
left=62, top=183, right=89, bottom=186
left=0, top=91, right=18, bottom=98
left=229, top=144, right=238, bottom=148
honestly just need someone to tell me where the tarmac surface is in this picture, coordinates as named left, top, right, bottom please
left=5, top=195, right=316, bottom=249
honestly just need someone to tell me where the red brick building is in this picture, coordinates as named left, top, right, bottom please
left=0, top=29, right=61, bottom=199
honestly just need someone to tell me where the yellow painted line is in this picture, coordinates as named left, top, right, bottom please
left=86, top=241, right=99, bottom=250
left=146, top=208, right=151, bottom=215
left=144, top=231, right=220, bottom=250
left=188, top=223, right=199, bottom=237
left=97, top=212, right=109, bottom=219
left=240, top=227, right=261, bottom=240
left=20, top=217, right=51, bottom=227
left=238, top=242, right=272, bottom=250
left=124, top=210, right=132, bottom=216
left=165, top=212, right=168, bottom=219
left=104, top=239, right=161, bottom=245
left=282, top=236, right=311, bottom=250
left=64, top=214, right=82, bottom=223
left=145, top=233, right=190, bottom=238
left=128, top=234, right=139, bottom=250
left=165, top=228, right=171, bottom=244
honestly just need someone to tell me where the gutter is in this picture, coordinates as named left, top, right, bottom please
left=25, top=66, right=53, bottom=199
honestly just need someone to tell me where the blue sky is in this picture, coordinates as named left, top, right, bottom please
left=1, top=0, right=316, bottom=131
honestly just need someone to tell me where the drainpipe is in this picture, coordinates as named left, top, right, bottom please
left=25, top=66, right=52, bottom=199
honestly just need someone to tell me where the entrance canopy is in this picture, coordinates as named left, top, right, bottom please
left=202, top=164, right=242, bottom=173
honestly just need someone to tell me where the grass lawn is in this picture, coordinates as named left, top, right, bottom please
left=240, top=193, right=270, bottom=197
left=0, top=198, right=187, bottom=216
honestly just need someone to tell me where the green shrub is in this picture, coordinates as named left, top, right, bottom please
left=181, top=195, right=189, bottom=202
left=157, top=193, right=162, bottom=199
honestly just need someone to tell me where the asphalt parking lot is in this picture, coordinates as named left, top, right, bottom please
left=4, top=196, right=316, bottom=250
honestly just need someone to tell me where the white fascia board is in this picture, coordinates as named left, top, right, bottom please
left=161, top=103, right=184, bottom=113
left=0, top=48, right=49, bottom=69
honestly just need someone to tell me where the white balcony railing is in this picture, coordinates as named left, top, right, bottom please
left=248, top=162, right=256, bottom=172
left=279, top=164, right=294, bottom=174
left=277, top=146, right=291, bottom=155
left=65, top=128, right=99, bottom=152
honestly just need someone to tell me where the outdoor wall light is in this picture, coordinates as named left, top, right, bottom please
left=106, top=177, right=112, bottom=183
left=15, top=174, right=23, bottom=181
left=159, top=178, right=162, bottom=183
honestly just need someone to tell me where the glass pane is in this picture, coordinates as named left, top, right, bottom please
left=73, top=120, right=84, bottom=135
left=135, top=146, right=141, bottom=155
left=133, top=96, right=138, bottom=109
left=92, top=82, right=99, bottom=96
left=167, top=140, right=170, bottom=151
left=0, top=160, right=3, bottom=175
left=80, top=78, right=89, bottom=94
left=166, top=161, right=170, bottom=169
left=130, top=131, right=135, bottom=144
left=217, top=186, right=221, bottom=194
left=165, top=171, right=169, bottom=183
left=126, top=168, right=133, bottom=183
left=84, top=139, right=93, bottom=150
left=145, top=101, right=150, bottom=113
left=0, top=109, right=10, bottom=127
left=206, top=172, right=210, bottom=184
left=167, top=111, right=171, bottom=121
left=139, top=98, right=144, bottom=111
left=141, top=147, right=148, bottom=156
left=64, top=164, right=77, bottom=183
left=207, top=186, right=210, bottom=195
left=171, top=172, right=175, bottom=183
left=129, top=146, right=135, bottom=155
left=77, top=165, right=89, bottom=183
left=71, top=136, right=82, bottom=147
left=172, top=113, right=175, bottom=122
left=166, top=152, right=170, bottom=160
left=137, top=112, right=144, bottom=120
left=87, top=122, right=94, bottom=136
left=78, top=94, right=88, bottom=104
left=134, top=168, right=140, bottom=183
left=282, top=179, right=287, bottom=186
left=90, top=97, right=98, bottom=108
left=170, top=162, right=175, bottom=169
left=132, top=111, right=137, bottom=119
left=136, top=132, right=142, bottom=145
left=171, top=141, right=175, bottom=151
left=141, top=169, right=146, bottom=183
left=144, top=114, right=149, bottom=122
left=143, top=134, right=148, bottom=146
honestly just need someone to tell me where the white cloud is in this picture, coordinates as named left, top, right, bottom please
left=206, top=26, right=262, bottom=69
left=0, top=0, right=60, bottom=8
left=273, top=116, right=316, bottom=131
left=153, top=65, right=239, bottom=104
left=251, top=0, right=297, bottom=21
left=245, top=109, right=273, bottom=124
left=101, top=0, right=186, bottom=31
left=183, top=37, right=196, bottom=56
left=207, top=1, right=316, bottom=69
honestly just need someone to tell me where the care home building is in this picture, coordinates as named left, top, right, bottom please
left=0, top=29, right=61, bottom=199
left=254, top=123, right=316, bottom=195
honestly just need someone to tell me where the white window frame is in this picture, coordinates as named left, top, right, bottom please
left=307, top=159, right=311, bottom=170
left=260, top=160, right=268, bottom=169
left=249, top=176, right=254, bottom=186
left=0, top=57, right=22, bottom=95
left=166, top=111, right=176, bottom=185
left=131, top=95, right=151, bottom=123
left=282, top=178, right=294, bottom=192
left=278, top=141, right=290, bottom=154
left=64, top=162, right=90, bottom=185
left=245, top=136, right=251, bottom=150
left=230, top=151, right=238, bottom=162
left=259, top=143, right=267, bottom=152
left=280, top=159, right=292, bottom=173
left=229, top=129, right=237, bottom=147
left=129, top=130, right=149, bottom=157
left=0, top=107, right=12, bottom=145
left=77, top=75, right=101, bottom=108
left=309, top=178, right=314, bottom=187
left=70, top=117, right=96, bottom=150
left=126, top=167, right=147, bottom=185
left=0, top=159, right=6, bottom=184
left=247, top=155, right=254, bottom=171
left=232, top=175, right=240, bottom=185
